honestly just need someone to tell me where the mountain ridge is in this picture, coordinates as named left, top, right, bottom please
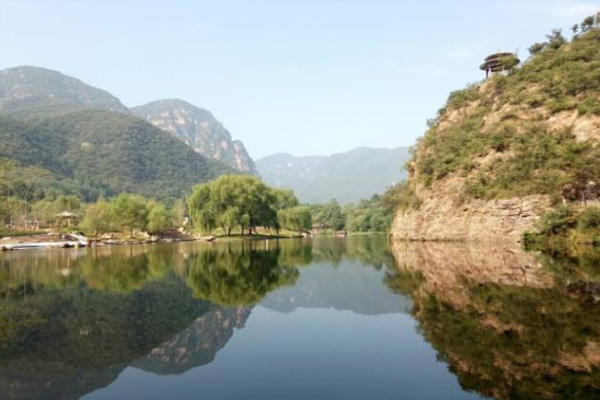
left=257, top=146, right=410, bottom=204
left=0, top=66, right=257, bottom=175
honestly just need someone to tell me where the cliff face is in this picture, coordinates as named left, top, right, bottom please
left=391, top=176, right=552, bottom=242
left=391, top=27, right=600, bottom=242
left=132, top=99, right=258, bottom=174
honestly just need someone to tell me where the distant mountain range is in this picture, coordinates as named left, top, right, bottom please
left=0, top=66, right=256, bottom=199
left=256, top=147, right=410, bottom=204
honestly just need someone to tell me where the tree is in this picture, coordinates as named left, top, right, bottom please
left=546, top=28, right=566, bottom=50
left=528, top=42, right=547, bottom=55
left=147, top=201, right=172, bottom=235
left=187, top=175, right=285, bottom=235
left=278, top=206, right=312, bottom=233
left=187, top=184, right=216, bottom=233
left=311, top=199, right=345, bottom=231
left=80, top=199, right=114, bottom=237
left=271, top=189, right=299, bottom=210
left=218, top=207, right=240, bottom=236
left=112, top=193, right=148, bottom=236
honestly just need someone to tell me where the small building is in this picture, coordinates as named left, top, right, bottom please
left=56, top=211, right=78, bottom=228
left=480, top=52, right=520, bottom=79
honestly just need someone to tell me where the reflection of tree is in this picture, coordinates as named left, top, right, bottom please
left=534, top=245, right=600, bottom=285
left=78, top=248, right=173, bottom=293
left=185, top=243, right=300, bottom=306
left=386, top=242, right=600, bottom=400
left=343, top=234, right=396, bottom=270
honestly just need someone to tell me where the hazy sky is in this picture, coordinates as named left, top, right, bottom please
left=0, top=1, right=598, bottom=159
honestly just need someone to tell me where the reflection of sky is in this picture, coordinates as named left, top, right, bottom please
left=261, top=260, right=413, bottom=315
left=84, top=307, right=480, bottom=400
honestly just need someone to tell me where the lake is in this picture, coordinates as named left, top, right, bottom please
left=0, top=236, right=599, bottom=400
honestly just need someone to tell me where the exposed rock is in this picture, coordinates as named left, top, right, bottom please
left=132, top=99, right=257, bottom=174
left=391, top=175, right=551, bottom=243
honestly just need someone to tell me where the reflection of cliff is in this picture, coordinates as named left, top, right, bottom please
left=133, top=306, right=251, bottom=375
left=261, top=260, right=411, bottom=315
left=390, top=241, right=554, bottom=309
left=389, top=241, right=600, bottom=399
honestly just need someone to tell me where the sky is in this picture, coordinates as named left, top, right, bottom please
left=0, top=0, right=598, bottom=159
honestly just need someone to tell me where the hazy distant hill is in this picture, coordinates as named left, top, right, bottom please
left=256, top=147, right=410, bottom=204
left=0, top=66, right=129, bottom=113
left=132, top=99, right=257, bottom=174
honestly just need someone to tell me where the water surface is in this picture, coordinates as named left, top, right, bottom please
left=0, top=236, right=598, bottom=399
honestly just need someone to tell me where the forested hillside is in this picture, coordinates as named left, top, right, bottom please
left=0, top=66, right=256, bottom=198
left=0, top=110, right=232, bottom=201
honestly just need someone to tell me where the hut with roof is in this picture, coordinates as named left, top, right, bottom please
left=480, top=52, right=520, bottom=79
left=56, top=211, right=78, bottom=228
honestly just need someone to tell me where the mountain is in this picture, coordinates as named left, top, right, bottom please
left=0, top=109, right=232, bottom=200
left=390, top=24, right=600, bottom=242
left=0, top=66, right=243, bottom=200
left=0, top=66, right=129, bottom=113
left=132, top=99, right=257, bottom=174
left=256, top=147, right=410, bottom=204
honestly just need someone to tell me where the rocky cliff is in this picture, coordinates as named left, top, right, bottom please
left=391, top=24, right=600, bottom=242
left=132, top=99, right=258, bottom=174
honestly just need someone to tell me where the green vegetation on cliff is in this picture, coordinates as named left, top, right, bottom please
left=409, top=22, right=600, bottom=203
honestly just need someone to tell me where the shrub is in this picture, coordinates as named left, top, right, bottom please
left=578, top=207, right=600, bottom=232
left=577, top=97, right=600, bottom=116
left=382, top=182, right=422, bottom=211
left=535, top=205, right=578, bottom=236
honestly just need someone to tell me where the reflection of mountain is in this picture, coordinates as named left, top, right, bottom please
left=133, top=306, right=251, bottom=375
left=388, top=241, right=600, bottom=399
left=0, top=276, right=213, bottom=400
left=0, top=362, right=124, bottom=400
left=0, top=236, right=408, bottom=399
left=0, top=241, right=308, bottom=399
left=261, top=260, right=411, bottom=315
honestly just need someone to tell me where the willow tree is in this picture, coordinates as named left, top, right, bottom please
left=187, top=175, right=282, bottom=235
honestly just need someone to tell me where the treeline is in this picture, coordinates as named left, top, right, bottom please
left=186, top=175, right=397, bottom=235
left=2, top=157, right=398, bottom=237
left=309, top=195, right=395, bottom=233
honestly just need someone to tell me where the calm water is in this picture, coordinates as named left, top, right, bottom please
left=0, top=236, right=599, bottom=400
